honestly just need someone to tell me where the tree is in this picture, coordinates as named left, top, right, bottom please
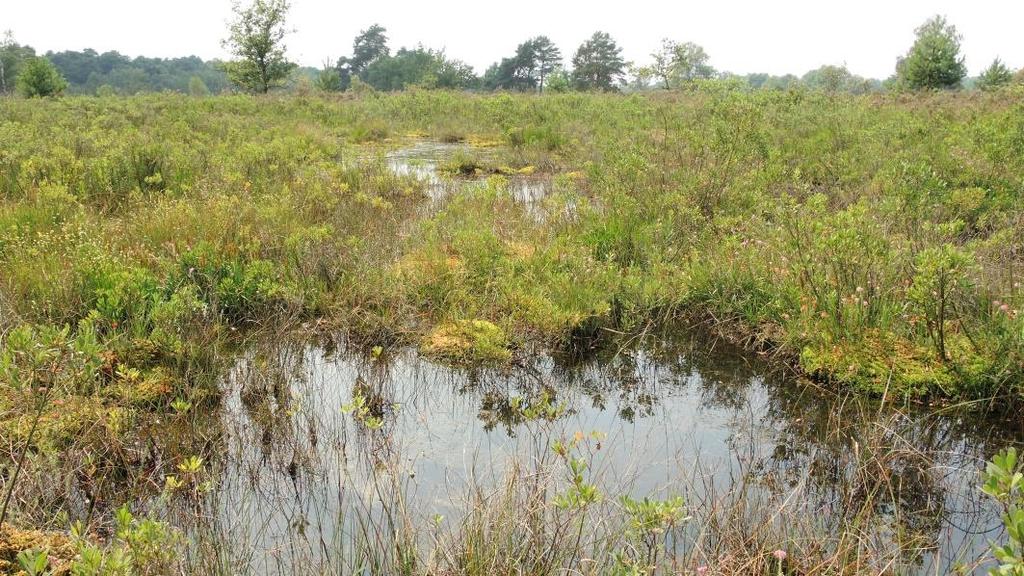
left=545, top=66, right=571, bottom=93
left=650, top=40, right=674, bottom=89
left=362, top=46, right=477, bottom=91
left=188, top=75, right=210, bottom=96
left=221, top=0, right=296, bottom=94
left=315, top=62, right=343, bottom=91
left=671, top=42, right=715, bottom=86
left=628, top=64, right=656, bottom=90
left=432, top=53, right=478, bottom=89
left=483, top=55, right=533, bottom=91
left=801, top=64, right=861, bottom=93
left=571, top=31, right=626, bottom=91
left=349, top=24, right=389, bottom=76
left=976, top=58, right=1013, bottom=91
left=335, top=24, right=390, bottom=91
left=42, top=49, right=228, bottom=94
left=45, top=48, right=98, bottom=86
left=895, top=15, right=966, bottom=90
left=483, top=36, right=561, bottom=92
left=651, top=40, right=715, bottom=89
left=16, top=56, right=68, bottom=97
left=363, top=46, right=434, bottom=90
left=758, top=74, right=799, bottom=90
left=1, top=31, right=36, bottom=93
left=530, top=36, right=561, bottom=92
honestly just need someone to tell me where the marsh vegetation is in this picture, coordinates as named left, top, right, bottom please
left=1, top=89, right=1023, bottom=574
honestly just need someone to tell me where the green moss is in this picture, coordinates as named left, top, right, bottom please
left=420, top=319, right=512, bottom=364
left=800, top=332, right=956, bottom=397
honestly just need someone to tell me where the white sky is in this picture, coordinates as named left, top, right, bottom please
left=4, top=0, right=1022, bottom=78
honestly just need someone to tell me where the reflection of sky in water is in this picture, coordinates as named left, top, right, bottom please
left=384, top=141, right=550, bottom=213
left=201, top=337, right=1021, bottom=574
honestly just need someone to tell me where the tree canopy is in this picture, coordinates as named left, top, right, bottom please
left=800, top=65, right=879, bottom=94
left=530, top=36, right=562, bottom=92
left=363, top=46, right=476, bottom=91
left=895, top=15, right=967, bottom=90
left=221, top=0, right=296, bottom=93
left=6, top=14, right=1015, bottom=98
left=482, top=37, right=562, bottom=92
left=1, top=31, right=36, bottom=93
left=976, top=58, right=1013, bottom=91
left=42, top=49, right=227, bottom=94
left=16, top=56, right=68, bottom=97
left=348, top=24, right=389, bottom=76
left=334, top=24, right=390, bottom=90
left=571, top=32, right=626, bottom=91
left=650, top=40, right=715, bottom=89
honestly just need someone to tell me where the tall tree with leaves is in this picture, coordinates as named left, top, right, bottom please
left=976, top=58, right=1013, bottom=91
left=0, top=31, right=36, bottom=93
left=571, top=31, right=626, bottom=91
left=650, top=40, right=675, bottom=89
left=671, top=42, right=715, bottom=85
left=895, top=15, right=966, bottom=90
left=483, top=36, right=559, bottom=92
left=221, top=0, right=296, bottom=94
left=336, top=24, right=389, bottom=89
left=432, top=52, right=478, bottom=89
left=530, top=36, right=562, bottom=92
left=348, top=24, right=390, bottom=76
left=16, top=56, right=68, bottom=97
left=483, top=44, right=535, bottom=91
left=801, top=64, right=863, bottom=93
left=650, top=40, right=715, bottom=89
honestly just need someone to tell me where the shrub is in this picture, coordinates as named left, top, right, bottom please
left=981, top=448, right=1024, bottom=575
left=15, top=57, right=68, bottom=98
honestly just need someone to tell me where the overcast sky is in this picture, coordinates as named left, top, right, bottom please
left=5, top=0, right=1021, bottom=78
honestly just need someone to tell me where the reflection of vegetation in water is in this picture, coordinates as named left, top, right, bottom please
left=478, top=387, right=568, bottom=434
left=2, top=331, right=1021, bottom=574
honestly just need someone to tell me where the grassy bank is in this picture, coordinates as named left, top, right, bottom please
left=2, top=91, right=1021, bottom=403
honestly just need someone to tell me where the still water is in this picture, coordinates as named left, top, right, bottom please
left=191, top=333, right=1020, bottom=574
left=384, top=140, right=551, bottom=210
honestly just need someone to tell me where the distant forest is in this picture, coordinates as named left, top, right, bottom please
left=0, top=34, right=889, bottom=96
left=2, top=12, right=1020, bottom=96
left=0, top=36, right=321, bottom=95
left=44, top=50, right=235, bottom=95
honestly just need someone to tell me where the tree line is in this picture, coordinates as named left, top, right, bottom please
left=3, top=1, right=1022, bottom=98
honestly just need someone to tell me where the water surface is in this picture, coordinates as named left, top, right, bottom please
left=196, top=334, right=1021, bottom=574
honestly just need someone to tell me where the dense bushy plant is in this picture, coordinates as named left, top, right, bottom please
left=15, top=57, right=67, bottom=97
